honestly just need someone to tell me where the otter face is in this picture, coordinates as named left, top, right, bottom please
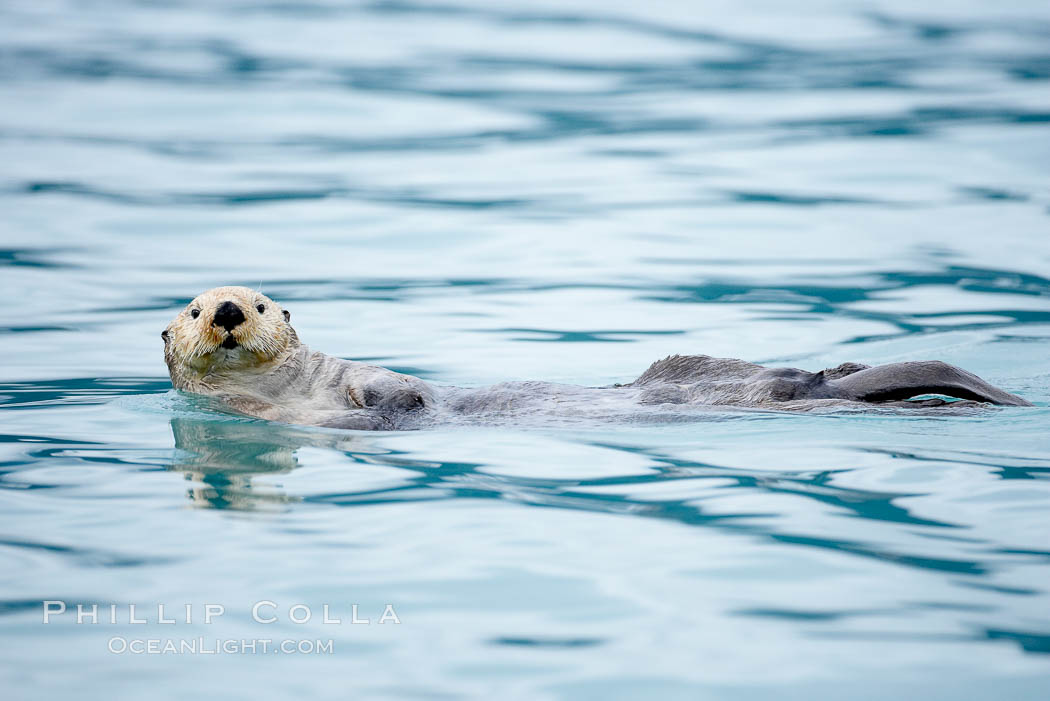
left=162, top=286, right=297, bottom=389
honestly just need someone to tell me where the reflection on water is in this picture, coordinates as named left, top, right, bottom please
left=170, top=418, right=304, bottom=510
left=166, top=411, right=1047, bottom=583
left=1, top=0, right=1049, bottom=698
left=154, top=406, right=1050, bottom=665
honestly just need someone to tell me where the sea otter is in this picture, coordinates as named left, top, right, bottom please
left=162, top=286, right=1033, bottom=429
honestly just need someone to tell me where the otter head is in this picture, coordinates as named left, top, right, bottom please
left=162, top=286, right=298, bottom=391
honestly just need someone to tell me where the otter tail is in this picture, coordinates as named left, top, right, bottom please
left=834, top=361, right=1033, bottom=407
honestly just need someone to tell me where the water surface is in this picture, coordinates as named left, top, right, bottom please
left=1, top=1, right=1049, bottom=698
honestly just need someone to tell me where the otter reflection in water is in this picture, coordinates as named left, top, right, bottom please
left=170, top=418, right=369, bottom=510
left=169, top=415, right=1006, bottom=585
left=168, top=417, right=426, bottom=510
left=163, top=286, right=1034, bottom=431
left=170, top=418, right=300, bottom=509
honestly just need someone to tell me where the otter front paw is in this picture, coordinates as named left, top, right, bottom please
left=382, top=388, right=427, bottom=410
left=348, top=386, right=427, bottom=411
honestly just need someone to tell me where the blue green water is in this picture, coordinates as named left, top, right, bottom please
left=1, top=1, right=1049, bottom=698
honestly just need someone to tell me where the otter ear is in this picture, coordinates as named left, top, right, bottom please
left=282, top=309, right=291, bottom=322
left=161, top=329, right=170, bottom=343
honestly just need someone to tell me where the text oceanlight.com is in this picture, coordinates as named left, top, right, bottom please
left=107, top=637, right=334, bottom=655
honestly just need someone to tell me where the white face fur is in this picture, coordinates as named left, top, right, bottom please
left=162, top=286, right=295, bottom=385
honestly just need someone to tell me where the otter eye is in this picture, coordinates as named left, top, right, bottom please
left=190, top=309, right=200, bottom=319
left=256, top=304, right=265, bottom=314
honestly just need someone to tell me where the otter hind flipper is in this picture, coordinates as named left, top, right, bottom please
left=834, top=361, right=1033, bottom=407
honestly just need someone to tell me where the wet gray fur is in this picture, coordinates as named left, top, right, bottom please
left=190, top=346, right=1033, bottom=430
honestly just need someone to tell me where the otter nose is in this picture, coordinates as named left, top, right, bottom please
left=213, top=301, right=245, bottom=331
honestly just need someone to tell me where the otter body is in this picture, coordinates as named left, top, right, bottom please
left=163, top=287, right=1033, bottom=430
